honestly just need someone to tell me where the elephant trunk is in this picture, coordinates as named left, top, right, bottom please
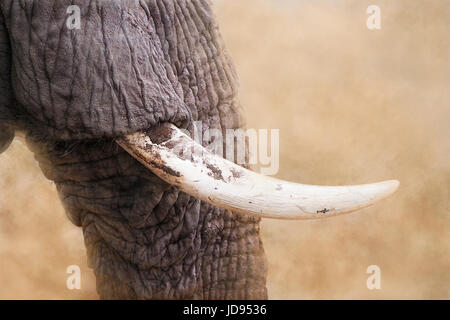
left=26, top=134, right=268, bottom=299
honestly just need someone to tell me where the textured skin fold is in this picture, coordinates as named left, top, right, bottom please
left=0, top=9, right=15, bottom=153
left=1, top=0, right=191, bottom=140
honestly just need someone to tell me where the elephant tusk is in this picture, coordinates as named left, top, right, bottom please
left=116, top=123, right=399, bottom=220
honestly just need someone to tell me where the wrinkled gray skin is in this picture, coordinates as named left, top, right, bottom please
left=0, top=0, right=267, bottom=299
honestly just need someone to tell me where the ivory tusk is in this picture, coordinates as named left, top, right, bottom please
left=116, top=123, right=399, bottom=220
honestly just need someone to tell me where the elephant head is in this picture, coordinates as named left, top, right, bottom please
left=0, top=0, right=398, bottom=299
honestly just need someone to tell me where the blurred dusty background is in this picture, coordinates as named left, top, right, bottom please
left=0, top=0, right=449, bottom=299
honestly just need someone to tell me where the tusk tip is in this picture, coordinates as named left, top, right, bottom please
left=386, top=179, right=400, bottom=192
left=376, top=179, right=400, bottom=199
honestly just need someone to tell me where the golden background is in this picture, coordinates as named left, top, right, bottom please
left=0, top=0, right=449, bottom=299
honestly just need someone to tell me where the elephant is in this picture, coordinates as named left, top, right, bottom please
left=0, top=0, right=398, bottom=299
